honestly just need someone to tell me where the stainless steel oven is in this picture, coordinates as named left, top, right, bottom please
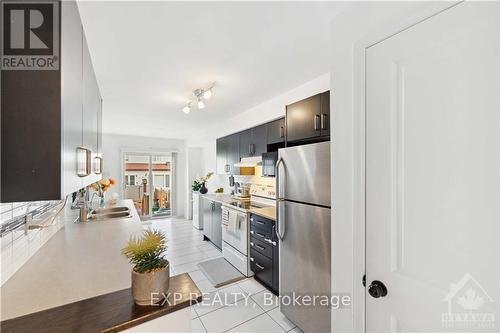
left=221, top=206, right=252, bottom=276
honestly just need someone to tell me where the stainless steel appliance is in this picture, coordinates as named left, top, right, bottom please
left=202, top=198, right=223, bottom=250
left=222, top=184, right=276, bottom=277
left=262, top=151, right=278, bottom=177
left=222, top=206, right=251, bottom=276
left=276, top=142, right=331, bottom=333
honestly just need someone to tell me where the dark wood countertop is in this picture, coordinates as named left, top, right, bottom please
left=0, top=273, right=201, bottom=333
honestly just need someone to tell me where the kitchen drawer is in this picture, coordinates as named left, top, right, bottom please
left=223, top=242, right=251, bottom=277
left=250, top=214, right=274, bottom=234
left=250, top=236, right=274, bottom=259
left=250, top=225, right=274, bottom=244
left=250, top=248, right=273, bottom=287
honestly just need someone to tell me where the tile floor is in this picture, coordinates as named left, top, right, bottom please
left=146, top=217, right=302, bottom=333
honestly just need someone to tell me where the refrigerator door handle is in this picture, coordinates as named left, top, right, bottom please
left=275, top=157, right=285, bottom=241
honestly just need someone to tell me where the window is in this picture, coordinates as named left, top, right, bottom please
left=125, top=175, right=136, bottom=185
left=165, top=175, right=170, bottom=188
left=153, top=175, right=165, bottom=188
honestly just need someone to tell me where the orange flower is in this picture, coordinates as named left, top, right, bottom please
left=99, top=178, right=110, bottom=186
left=90, top=183, right=99, bottom=190
left=109, top=177, right=116, bottom=185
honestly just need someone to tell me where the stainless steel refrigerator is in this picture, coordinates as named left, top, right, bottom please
left=276, top=141, right=331, bottom=333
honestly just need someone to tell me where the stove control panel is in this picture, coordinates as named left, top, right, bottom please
left=249, top=184, right=276, bottom=199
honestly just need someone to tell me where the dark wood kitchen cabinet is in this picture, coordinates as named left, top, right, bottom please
left=239, top=124, right=267, bottom=158
left=216, top=137, right=228, bottom=175
left=286, top=91, right=330, bottom=143
left=226, top=133, right=240, bottom=175
left=250, top=213, right=279, bottom=294
left=0, top=1, right=102, bottom=202
left=216, top=133, right=240, bottom=175
left=239, top=129, right=252, bottom=158
left=267, top=117, right=286, bottom=144
left=251, top=124, right=267, bottom=156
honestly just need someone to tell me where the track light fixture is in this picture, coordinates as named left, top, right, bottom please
left=197, top=98, right=205, bottom=109
left=181, top=83, right=215, bottom=114
left=203, top=88, right=212, bottom=100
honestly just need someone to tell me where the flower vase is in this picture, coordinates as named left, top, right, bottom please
left=99, top=196, right=105, bottom=207
left=199, top=182, right=208, bottom=194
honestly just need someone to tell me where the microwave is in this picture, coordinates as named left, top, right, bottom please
left=262, top=151, right=278, bottom=177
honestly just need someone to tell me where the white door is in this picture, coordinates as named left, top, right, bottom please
left=366, top=2, right=499, bottom=332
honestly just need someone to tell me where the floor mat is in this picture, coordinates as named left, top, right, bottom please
left=197, top=257, right=245, bottom=288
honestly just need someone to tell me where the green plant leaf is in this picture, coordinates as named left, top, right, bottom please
left=121, top=229, right=167, bottom=273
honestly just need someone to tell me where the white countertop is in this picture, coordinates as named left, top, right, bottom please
left=0, top=199, right=144, bottom=320
left=201, top=194, right=276, bottom=217
left=249, top=206, right=276, bottom=221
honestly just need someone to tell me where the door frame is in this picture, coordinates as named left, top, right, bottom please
left=335, top=2, right=461, bottom=332
left=120, top=149, right=177, bottom=217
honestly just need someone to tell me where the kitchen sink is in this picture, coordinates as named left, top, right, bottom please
left=89, top=207, right=132, bottom=220
left=91, top=206, right=129, bottom=214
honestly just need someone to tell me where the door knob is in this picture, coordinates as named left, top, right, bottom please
left=368, top=280, right=387, bottom=298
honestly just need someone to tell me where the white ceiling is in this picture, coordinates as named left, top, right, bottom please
left=78, top=1, right=349, bottom=140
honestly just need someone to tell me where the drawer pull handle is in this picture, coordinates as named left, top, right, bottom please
left=250, top=230, right=254, bottom=235
left=250, top=257, right=254, bottom=262
left=256, top=244, right=265, bottom=250
left=264, top=238, right=277, bottom=246
left=256, top=263, right=265, bottom=270
left=250, top=242, right=255, bottom=247
left=256, top=221, right=265, bottom=225
left=250, top=218, right=254, bottom=222
left=256, top=232, right=265, bottom=238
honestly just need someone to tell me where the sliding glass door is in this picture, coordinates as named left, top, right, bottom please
left=123, top=152, right=173, bottom=218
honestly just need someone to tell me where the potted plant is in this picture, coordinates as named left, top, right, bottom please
left=192, top=172, right=214, bottom=194
left=121, top=229, right=169, bottom=306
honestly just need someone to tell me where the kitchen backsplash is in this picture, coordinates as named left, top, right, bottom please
left=207, top=166, right=276, bottom=196
left=0, top=199, right=73, bottom=286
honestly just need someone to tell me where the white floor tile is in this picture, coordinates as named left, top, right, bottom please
left=267, top=308, right=296, bottom=332
left=191, top=318, right=207, bottom=333
left=189, top=270, right=208, bottom=283
left=230, top=313, right=286, bottom=333
left=196, top=279, right=218, bottom=294
left=251, top=290, right=279, bottom=312
left=173, top=261, right=201, bottom=274
left=195, top=284, right=246, bottom=317
left=191, top=305, right=199, bottom=319
left=237, top=278, right=266, bottom=296
left=171, top=252, right=212, bottom=266
left=199, top=297, right=263, bottom=333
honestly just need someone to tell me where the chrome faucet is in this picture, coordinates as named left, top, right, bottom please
left=79, top=187, right=96, bottom=222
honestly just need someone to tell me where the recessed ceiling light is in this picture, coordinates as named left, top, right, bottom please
left=183, top=103, right=191, bottom=114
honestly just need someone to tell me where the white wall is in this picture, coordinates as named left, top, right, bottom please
left=185, top=147, right=204, bottom=220
left=102, top=134, right=187, bottom=218
left=189, top=73, right=331, bottom=193
left=329, top=2, right=457, bottom=332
